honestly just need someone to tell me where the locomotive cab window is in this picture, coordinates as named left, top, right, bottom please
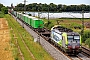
left=74, top=36, right=80, bottom=44
left=68, top=35, right=80, bottom=44
left=67, top=36, right=73, bottom=41
left=74, top=36, right=80, bottom=41
left=68, top=36, right=74, bottom=43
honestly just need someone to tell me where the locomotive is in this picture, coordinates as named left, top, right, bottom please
left=51, top=25, right=82, bottom=54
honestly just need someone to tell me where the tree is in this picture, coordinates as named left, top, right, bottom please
left=42, top=3, right=48, bottom=11
left=62, top=5, right=67, bottom=12
left=15, top=3, right=25, bottom=11
left=57, top=4, right=63, bottom=12
left=26, top=4, right=32, bottom=11
left=31, top=3, right=37, bottom=11
left=85, top=38, right=90, bottom=48
left=0, top=3, right=4, bottom=11
left=49, top=3, right=57, bottom=12
left=1, top=7, right=8, bottom=14
left=13, top=3, right=90, bottom=12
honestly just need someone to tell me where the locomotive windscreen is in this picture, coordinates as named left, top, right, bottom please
left=67, top=35, right=80, bottom=44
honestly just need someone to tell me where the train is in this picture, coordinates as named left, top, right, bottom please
left=9, top=10, right=82, bottom=55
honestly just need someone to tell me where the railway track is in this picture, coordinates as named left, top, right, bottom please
left=11, top=13, right=90, bottom=60
left=81, top=46, right=90, bottom=58
left=71, top=55, right=82, bottom=60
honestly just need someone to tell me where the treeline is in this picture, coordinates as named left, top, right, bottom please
left=13, top=3, right=90, bottom=12
left=0, top=3, right=4, bottom=11
left=0, top=3, right=8, bottom=14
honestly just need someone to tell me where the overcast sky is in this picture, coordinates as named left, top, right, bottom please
left=0, top=0, right=90, bottom=6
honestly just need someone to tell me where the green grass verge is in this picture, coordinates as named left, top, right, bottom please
left=0, top=11, right=4, bottom=18
left=42, top=18, right=90, bottom=30
left=5, top=14, right=54, bottom=60
left=5, top=15, right=21, bottom=60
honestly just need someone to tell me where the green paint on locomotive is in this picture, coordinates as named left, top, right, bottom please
left=57, top=32, right=68, bottom=48
left=80, top=35, right=82, bottom=45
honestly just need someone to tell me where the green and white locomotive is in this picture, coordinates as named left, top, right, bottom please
left=51, top=25, right=82, bottom=54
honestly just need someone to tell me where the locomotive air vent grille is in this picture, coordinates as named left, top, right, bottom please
left=54, top=26, right=73, bottom=32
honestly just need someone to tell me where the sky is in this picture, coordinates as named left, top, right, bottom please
left=0, top=0, right=90, bottom=6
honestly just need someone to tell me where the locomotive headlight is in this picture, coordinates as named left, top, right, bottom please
left=80, top=45, right=81, bottom=48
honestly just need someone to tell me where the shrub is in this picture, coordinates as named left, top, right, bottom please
left=0, top=12, right=4, bottom=18
left=81, top=31, right=90, bottom=43
left=44, top=21, right=54, bottom=30
left=70, top=23, right=82, bottom=29
left=85, top=38, right=90, bottom=48
left=1, top=7, right=8, bottom=14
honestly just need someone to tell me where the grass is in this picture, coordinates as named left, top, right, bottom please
left=5, top=15, right=21, bottom=60
left=0, top=11, right=4, bottom=18
left=42, top=18, right=90, bottom=31
left=5, top=14, right=54, bottom=60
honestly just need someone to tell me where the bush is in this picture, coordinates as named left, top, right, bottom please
left=44, top=21, right=54, bottom=30
left=81, top=31, right=90, bottom=43
left=1, top=7, right=8, bottom=14
left=0, top=11, right=4, bottom=18
left=85, top=38, right=90, bottom=48
left=70, top=23, right=82, bottom=29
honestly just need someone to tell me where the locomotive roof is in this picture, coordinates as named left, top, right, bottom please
left=67, top=32, right=80, bottom=36
left=53, top=26, right=79, bottom=35
left=53, top=26, right=73, bottom=32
